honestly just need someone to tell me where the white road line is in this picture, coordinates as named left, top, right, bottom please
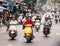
left=7, top=44, right=12, bottom=46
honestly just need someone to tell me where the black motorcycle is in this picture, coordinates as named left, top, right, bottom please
left=49, top=21, right=52, bottom=27
left=59, top=19, right=60, bottom=22
left=55, top=19, right=58, bottom=24
left=43, top=25, right=50, bottom=37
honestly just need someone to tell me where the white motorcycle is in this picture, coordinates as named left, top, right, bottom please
left=34, top=20, right=41, bottom=32
left=9, top=25, right=17, bottom=40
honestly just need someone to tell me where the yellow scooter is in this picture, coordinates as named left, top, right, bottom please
left=24, top=24, right=33, bottom=43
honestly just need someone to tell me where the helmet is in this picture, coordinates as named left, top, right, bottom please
left=26, top=13, right=32, bottom=17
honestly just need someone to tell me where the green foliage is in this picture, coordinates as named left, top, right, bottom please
left=56, top=0, right=60, bottom=3
left=24, top=0, right=37, bottom=3
left=24, top=0, right=29, bottom=3
left=39, top=0, right=47, bottom=5
left=32, top=0, right=37, bottom=3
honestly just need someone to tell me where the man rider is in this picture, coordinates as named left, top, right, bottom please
left=6, top=18, right=18, bottom=32
left=43, top=17, right=50, bottom=31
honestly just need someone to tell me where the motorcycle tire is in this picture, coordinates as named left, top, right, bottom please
left=26, top=36, right=32, bottom=43
left=55, top=19, right=58, bottom=24
left=11, top=37, right=14, bottom=40
left=59, top=19, right=60, bottom=22
left=45, top=35, right=48, bottom=37
left=26, top=38, right=30, bottom=43
left=36, top=29, right=39, bottom=32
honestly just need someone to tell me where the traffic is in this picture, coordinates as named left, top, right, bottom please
left=0, top=0, right=60, bottom=46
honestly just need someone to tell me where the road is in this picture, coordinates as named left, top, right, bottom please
left=0, top=19, right=60, bottom=46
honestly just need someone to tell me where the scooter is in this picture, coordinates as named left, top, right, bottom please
left=49, top=20, right=52, bottom=27
left=24, top=24, right=33, bottom=43
left=18, top=14, right=23, bottom=25
left=43, top=25, right=50, bottom=37
left=9, top=25, right=17, bottom=40
left=59, top=19, right=60, bottom=22
left=34, top=20, right=40, bottom=32
left=55, top=19, right=58, bottom=24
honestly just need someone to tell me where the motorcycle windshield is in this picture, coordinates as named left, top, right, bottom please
left=35, top=22, right=40, bottom=25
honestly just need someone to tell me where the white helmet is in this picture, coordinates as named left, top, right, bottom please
left=26, top=13, right=32, bottom=17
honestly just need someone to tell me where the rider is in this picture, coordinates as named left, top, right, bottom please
left=43, top=17, right=50, bottom=30
left=48, top=15, right=52, bottom=27
left=6, top=18, right=18, bottom=32
left=23, top=16, right=34, bottom=28
left=23, top=16, right=34, bottom=37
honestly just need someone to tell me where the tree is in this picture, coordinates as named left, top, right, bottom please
left=56, top=0, right=60, bottom=3
left=32, top=0, right=37, bottom=3
left=39, top=0, right=47, bottom=5
left=51, top=0, right=60, bottom=3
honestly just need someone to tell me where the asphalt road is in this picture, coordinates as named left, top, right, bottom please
left=0, top=19, right=60, bottom=46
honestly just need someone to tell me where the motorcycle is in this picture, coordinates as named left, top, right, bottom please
left=9, top=25, right=17, bottom=40
left=55, top=19, right=58, bottom=24
left=43, top=25, right=50, bottom=37
left=59, top=19, right=60, bottom=22
left=34, top=20, right=40, bottom=32
left=49, top=20, right=52, bottom=27
left=24, top=24, right=33, bottom=43
left=18, top=14, right=23, bottom=25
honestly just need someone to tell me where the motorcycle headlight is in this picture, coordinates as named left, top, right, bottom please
left=11, top=31, right=15, bottom=34
left=26, top=34, right=30, bottom=36
left=36, top=26, right=39, bottom=28
left=45, top=29, right=47, bottom=31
